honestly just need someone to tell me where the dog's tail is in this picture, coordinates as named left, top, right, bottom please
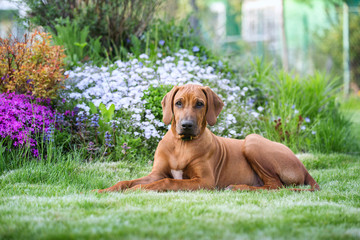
left=305, top=172, right=320, bottom=191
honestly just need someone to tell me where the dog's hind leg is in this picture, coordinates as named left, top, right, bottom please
left=227, top=134, right=319, bottom=191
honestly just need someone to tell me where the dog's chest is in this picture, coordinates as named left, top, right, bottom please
left=171, top=169, right=183, bottom=179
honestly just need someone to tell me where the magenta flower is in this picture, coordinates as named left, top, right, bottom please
left=0, top=93, right=56, bottom=157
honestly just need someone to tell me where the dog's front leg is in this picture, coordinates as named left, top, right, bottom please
left=128, top=162, right=216, bottom=191
left=128, top=177, right=215, bottom=192
left=97, top=173, right=164, bottom=192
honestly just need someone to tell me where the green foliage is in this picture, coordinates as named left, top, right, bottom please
left=310, top=107, right=356, bottom=153
left=113, top=17, right=202, bottom=61
left=22, top=0, right=163, bottom=60
left=98, top=103, right=115, bottom=123
left=314, top=9, right=360, bottom=87
left=340, top=94, right=360, bottom=110
left=52, top=18, right=104, bottom=67
left=87, top=102, right=115, bottom=145
left=254, top=60, right=358, bottom=153
left=143, top=85, right=172, bottom=122
left=0, top=10, right=17, bottom=21
left=144, top=18, right=202, bottom=59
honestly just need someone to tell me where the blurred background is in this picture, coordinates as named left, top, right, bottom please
left=1, top=0, right=359, bottom=95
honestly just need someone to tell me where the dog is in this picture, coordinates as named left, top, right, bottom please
left=97, top=84, right=319, bottom=192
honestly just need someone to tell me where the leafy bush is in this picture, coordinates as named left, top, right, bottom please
left=52, top=18, right=104, bottom=67
left=257, top=65, right=358, bottom=153
left=0, top=93, right=55, bottom=157
left=0, top=31, right=67, bottom=98
left=23, top=0, right=163, bottom=60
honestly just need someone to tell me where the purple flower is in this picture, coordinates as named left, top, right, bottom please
left=159, top=40, right=165, bottom=46
left=0, top=92, right=55, bottom=157
left=90, top=114, right=100, bottom=128
left=104, top=131, right=113, bottom=147
left=121, top=143, right=131, bottom=150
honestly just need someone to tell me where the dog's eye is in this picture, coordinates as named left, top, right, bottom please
left=175, top=101, right=182, bottom=107
left=196, top=101, right=204, bottom=108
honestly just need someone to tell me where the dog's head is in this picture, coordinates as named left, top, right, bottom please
left=161, top=84, right=224, bottom=140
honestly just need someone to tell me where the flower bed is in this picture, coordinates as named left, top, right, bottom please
left=0, top=93, right=55, bottom=157
left=64, top=49, right=262, bottom=142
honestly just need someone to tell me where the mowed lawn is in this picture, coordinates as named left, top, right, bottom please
left=0, top=153, right=360, bottom=240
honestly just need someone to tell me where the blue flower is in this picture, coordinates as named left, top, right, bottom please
left=104, top=131, right=113, bottom=147
left=311, top=131, right=316, bottom=135
left=159, top=40, right=165, bottom=46
left=300, top=125, right=306, bottom=130
left=305, top=117, right=310, bottom=123
left=90, top=114, right=99, bottom=127
left=291, top=104, right=296, bottom=109
left=192, top=46, right=200, bottom=52
left=218, top=60, right=223, bottom=68
left=44, top=125, right=55, bottom=142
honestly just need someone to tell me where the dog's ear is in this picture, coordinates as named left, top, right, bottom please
left=202, top=86, right=224, bottom=126
left=161, top=86, right=179, bottom=125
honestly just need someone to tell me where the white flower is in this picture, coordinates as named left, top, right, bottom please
left=251, top=111, right=260, bottom=118
left=76, top=103, right=90, bottom=113
left=257, top=106, right=264, bottom=112
left=139, top=54, right=149, bottom=59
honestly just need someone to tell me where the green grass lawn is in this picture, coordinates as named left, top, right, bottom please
left=1, top=153, right=360, bottom=240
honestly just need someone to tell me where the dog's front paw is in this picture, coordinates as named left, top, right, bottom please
left=92, top=189, right=107, bottom=193
left=225, top=185, right=235, bottom=190
left=225, top=184, right=252, bottom=191
left=126, top=184, right=146, bottom=192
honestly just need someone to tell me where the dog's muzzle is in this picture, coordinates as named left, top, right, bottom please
left=178, top=119, right=198, bottom=140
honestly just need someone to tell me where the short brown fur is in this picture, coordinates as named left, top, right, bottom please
left=97, top=84, right=320, bottom=192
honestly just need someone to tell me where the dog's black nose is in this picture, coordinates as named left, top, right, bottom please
left=181, top=120, right=194, bottom=129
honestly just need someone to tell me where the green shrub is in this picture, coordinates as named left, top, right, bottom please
left=258, top=66, right=358, bottom=153
left=23, top=0, right=163, bottom=60
left=52, top=18, right=104, bottom=67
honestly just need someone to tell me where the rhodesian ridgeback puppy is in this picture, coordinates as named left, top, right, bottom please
left=97, top=84, right=320, bottom=192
